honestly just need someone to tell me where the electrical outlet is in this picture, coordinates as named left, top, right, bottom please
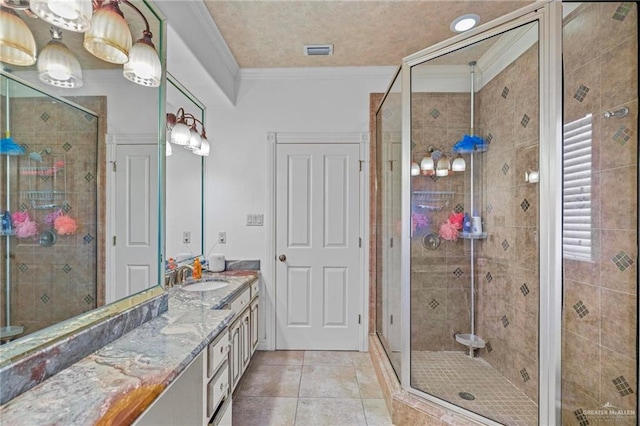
left=183, top=231, right=191, bottom=244
left=218, top=231, right=226, bottom=244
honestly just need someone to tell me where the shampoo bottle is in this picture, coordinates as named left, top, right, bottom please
left=1, top=211, right=12, bottom=233
left=462, top=213, right=472, bottom=233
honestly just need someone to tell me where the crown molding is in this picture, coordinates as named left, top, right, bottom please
left=240, top=66, right=397, bottom=81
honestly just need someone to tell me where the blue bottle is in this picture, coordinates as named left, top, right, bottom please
left=462, top=213, right=472, bottom=233
left=1, top=211, right=12, bottom=233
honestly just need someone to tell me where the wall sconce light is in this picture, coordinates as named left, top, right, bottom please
left=436, top=154, right=450, bottom=176
left=410, top=161, right=420, bottom=176
left=451, top=153, right=466, bottom=172
left=420, top=155, right=434, bottom=173
left=1, top=0, right=161, bottom=88
left=37, top=27, right=83, bottom=88
left=166, top=108, right=209, bottom=157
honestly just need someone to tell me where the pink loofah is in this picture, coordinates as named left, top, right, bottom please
left=412, top=212, right=429, bottom=232
left=439, top=220, right=459, bottom=241
left=44, top=209, right=63, bottom=227
left=15, top=219, right=38, bottom=239
left=448, top=212, right=464, bottom=230
left=54, top=215, right=78, bottom=235
left=11, top=210, right=29, bottom=224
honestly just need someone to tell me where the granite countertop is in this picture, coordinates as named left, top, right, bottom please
left=0, top=271, right=259, bottom=425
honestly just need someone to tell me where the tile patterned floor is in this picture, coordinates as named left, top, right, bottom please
left=410, top=351, right=538, bottom=426
left=232, top=350, right=393, bottom=426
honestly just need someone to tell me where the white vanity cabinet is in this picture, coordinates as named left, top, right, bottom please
left=135, top=329, right=230, bottom=426
left=227, top=280, right=259, bottom=393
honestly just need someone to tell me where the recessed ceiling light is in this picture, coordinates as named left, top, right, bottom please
left=450, top=14, right=480, bottom=33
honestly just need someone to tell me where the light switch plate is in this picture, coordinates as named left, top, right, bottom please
left=246, top=214, right=264, bottom=226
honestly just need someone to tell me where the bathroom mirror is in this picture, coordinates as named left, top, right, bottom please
left=0, top=0, right=165, bottom=366
left=165, top=74, right=205, bottom=261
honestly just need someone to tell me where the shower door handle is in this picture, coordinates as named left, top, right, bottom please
left=278, top=254, right=287, bottom=262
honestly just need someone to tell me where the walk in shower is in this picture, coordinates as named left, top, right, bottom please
left=374, top=2, right=637, bottom=425
left=1, top=74, right=100, bottom=342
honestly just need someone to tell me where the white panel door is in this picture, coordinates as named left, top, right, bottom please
left=114, top=144, right=158, bottom=300
left=276, top=143, right=360, bottom=350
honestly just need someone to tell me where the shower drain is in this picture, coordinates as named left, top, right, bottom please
left=459, top=392, right=476, bottom=401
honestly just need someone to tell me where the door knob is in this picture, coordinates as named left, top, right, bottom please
left=278, top=254, right=287, bottom=262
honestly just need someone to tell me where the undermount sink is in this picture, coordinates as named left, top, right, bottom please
left=182, top=279, right=229, bottom=292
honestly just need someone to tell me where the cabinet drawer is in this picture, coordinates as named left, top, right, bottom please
left=250, top=280, right=259, bottom=299
left=229, top=288, right=250, bottom=314
left=207, top=331, right=229, bottom=379
left=207, top=364, right=229, bottom=420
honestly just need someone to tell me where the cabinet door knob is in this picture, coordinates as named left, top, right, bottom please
left=278, top=254, right=287, bottom=262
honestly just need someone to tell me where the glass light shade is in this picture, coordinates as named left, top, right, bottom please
left=170, top=122, right=191, bottom=145
left=451, top=154, right=466, bottom=172
left=420, top=156, right=434, bottom=171
left=436, top=168, right=449, bottom=177
left=30, top=0, right=92, bottom=32
left=123, top=33, right=161, bottom=87
left=193, top=138, right=210, bottom=156
left=410, top=162, right=420, bottom=176
left=165, top=141, right=172, bottom=156
left=83, top=2, right=132, bottom=64
left=38, top=32, right=83, bottom=88
left=0, top=8, right=37, bottom=66
left=186, top=127, right=202, bottom=151
left=437, top=155, right=451, bottom=171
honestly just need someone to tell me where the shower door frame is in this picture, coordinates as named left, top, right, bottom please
left=398, top=2, right=563, bottom=425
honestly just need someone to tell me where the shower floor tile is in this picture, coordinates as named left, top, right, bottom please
left=410, top=351, right=538, bottom=426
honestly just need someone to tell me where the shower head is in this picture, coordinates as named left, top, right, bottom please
left=29, top=148, right=52, bottom=163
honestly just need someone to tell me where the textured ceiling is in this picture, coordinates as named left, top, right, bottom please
left=203, top=0, right=536, bottom=68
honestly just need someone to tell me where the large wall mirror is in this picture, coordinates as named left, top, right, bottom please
left=0, top=0, right=166, bottom=364
left=165, top=74, right=204, bottom=261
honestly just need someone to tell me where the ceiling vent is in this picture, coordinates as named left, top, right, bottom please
left=304, top=44, right=333, bottom=56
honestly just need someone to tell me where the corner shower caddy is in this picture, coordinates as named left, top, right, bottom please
left=19, top=155, right=67, bottom=211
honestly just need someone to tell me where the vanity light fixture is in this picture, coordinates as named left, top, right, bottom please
left=451, top=153, right=466, bottom=172
left=1, top=0, right=161, bottom=88
left=420, top=155, right=434, bottom=173
left=166, top=108, right=209, bottom=156
left=0, top=6, right=37, bottom=66
left=410, top=161, right=421, bottom=176
left=37, top=27, right=83, bottom=88
left=436, top=154, right=450, bottom=177
left=450, top=14, right=480, bottom=33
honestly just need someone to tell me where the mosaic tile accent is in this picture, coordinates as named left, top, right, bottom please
left=20, top=143, right=29, bottom=151
left=573, top=300, right=590, bottom=318
left=84, top=113, right=94, bottom=121
left=429, top=175, right=440, bottom=183
left=520, top=283, right=530, bottom=296
left=520, top=368, right=530, bottom=382
left=574, top=408, right=589, bottom=426
left=486, top=133, right=493, bottom=144
left=521, top=199, right=530, bottom=212
left=40, top=112, right=50, bottom=122
left=501, top=239, right=510, bottom=251
left=612, top=375, right=634, bottom=397
left=501, top=87, right=510, bottom=98
left=18, top=202, right=28, bottom=212
left=40, top=293, right=50, bottom=304
left=84, top=294, right=95, bottom=305
left=84, top=172, right=95, bottom=182
left=612, top=251, right=634, bottom=272
left=486, top=202, right=493, bottom=213
left=39, top=175, right=50, bottom=183
left=63, top=142, right=72, bottom=152
left=502, top=163, right=510, bottom=175
left=430, top=108, right=441, bottom=119
left=573, top=85, right=590, bottom=102
left=486, top=272, right=493, bottom=283
left=520, top=114, right=530, bottom=128
left=613, top=125, right=632, bottom=146
left=485, top=341, right=492, bottom=353
left=83, top=234, right=94, bottom=244
left=453, top=267, right=464, bottom=278
left=429, top=299, right=440, bottom=309
left=613, top=2, right=633, bottom=21
left=62, top=264, right=72, bottom=274
left=454, top=203, right=464, bottom=214
left=501, top=315, right=510, bottom=328
left=18, top=263, right=28, bottom=273
left=62, top=203, right=71, bottom=213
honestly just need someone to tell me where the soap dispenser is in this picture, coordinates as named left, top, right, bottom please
left=193, top=258, right=202, bottom=280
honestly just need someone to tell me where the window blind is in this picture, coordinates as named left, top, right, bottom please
left=563, top=114, right=593, bottom=262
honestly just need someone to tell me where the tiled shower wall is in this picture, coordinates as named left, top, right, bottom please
left=474, top=42, right=540, bottom=403
left=410, top=93, right=473, bottom=351
left=0, top=95, right=105, bottom=336
left=561, top=3, right=637, bottom=425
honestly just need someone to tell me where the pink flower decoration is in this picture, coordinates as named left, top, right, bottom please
left=11, top=210, right=29, bottom=224
left=15, top=219, right=38, bottom=239
left=54, top=215, right=78, bottom=235
left=44, top=209, right=63, bottom=227
left=439, top=220, right=459, bottom=241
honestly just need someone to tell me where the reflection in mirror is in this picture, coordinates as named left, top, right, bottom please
left=0, top=0, right=164, bottom=368
left=165, top=74, right=204, bottom=262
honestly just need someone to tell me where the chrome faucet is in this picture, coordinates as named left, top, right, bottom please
left=174, top=264, right=194, bottom=285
